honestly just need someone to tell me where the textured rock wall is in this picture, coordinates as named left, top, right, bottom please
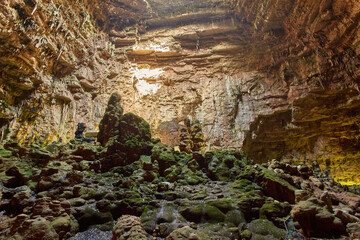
left=0, top=0, right=112, bottom=144
left=0, top=0, right=359, bottom=159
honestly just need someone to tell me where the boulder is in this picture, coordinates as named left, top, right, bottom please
left=51, top=214, right=79, bottom=239
left=165, top=226, right=210, bottom=240
left=8, top=186, right=35, bottom=215
left=152, top=143, right=176, bottom=175
left=254, top=165, right=297, bottom=203
left=247, top=219, right=286, bottom=240
left=346, top=222, right=360, bottom=239
left=22, top=217, right=59, bottom=240
left=259, top=199, right=291, bottom=225
left=334, top=209, right=359, bottom=225
left=112, top=215, right=147, bottom=240
left=99, top=107, right=153, bottom=170
left=291, top=197, right=345, bottom=238
left=5, top=163, right=33, bottom=187
left=78, top=207, right=113, bottom=231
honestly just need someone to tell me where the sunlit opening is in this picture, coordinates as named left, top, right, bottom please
left=132, top=42, right=170, bottom=52
left=130, top=64, right=163, bottom=97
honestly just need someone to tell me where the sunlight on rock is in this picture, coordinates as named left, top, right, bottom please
left=130, top=65, right=163, bottom=97
left=133, top=42, right=170, bottom=52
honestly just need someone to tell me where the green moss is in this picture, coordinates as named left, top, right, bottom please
left=182, top=167, right=205, bottom=185
left=230, top=179, right=255, bottom=192
left=164, top=165, right=181, bottom=182
left=240, top=230, right=252, bottom=239
left=191, top=191, right=208, bottom=200
left=247, top=219, right=286, bottom=239
left=179, top=202, right=204, bottom=223
left=204, top=204, right=225, bottom=223
left=151, top=143, right=176, bottom=175
left=260, top=202, right=282, bottom=219
left=206, top=150, right=247, bottom=181
left=205, top=199, right=235, bottom=214
left=79, top=208, right=113, bottom=231
left=258, top=165, right=297, bottom=192
left=0, top=148, right=12, bottom=158
left=225, top=209, right=246, bottom=226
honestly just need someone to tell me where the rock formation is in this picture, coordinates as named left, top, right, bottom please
left=0, top=126, right=359, bottom=239
left=0, top=0, right=360, bottom=239
left=0, top=0, right=358, bottom=152
left=179, top=119, right=205, bottom=153
left=98, top=92, right=124, bottom=147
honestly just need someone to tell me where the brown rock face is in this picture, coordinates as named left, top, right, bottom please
left=291, top=197, right=345, bottom=238
left=112, top=215, right=147, bottom=240
left=0, top=0, right=360, bottom=182
left=243, top=89, right=360, bottom=185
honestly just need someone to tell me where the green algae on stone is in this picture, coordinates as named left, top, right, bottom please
left=51, top=214, right=79, bottom=239
left=260, top=199, right=291, bottom=221
left=0, top=147, right=12, bottom=158
left=205, top=199, right=236, bottom=214
left=247, top=219, right=286, bottom=240
left=240, top=229, right=252, bottom=240
left=206, top=150, right=247, bottom=181
left=225, top=209, right=246, bottom=227
left=78, top=207, right=113, bottom=231
left=203, top=204, right=226, bottom=223
left=197, top=223, right=236, bottom=239
left=182, top=167, right=206, bottom=185
left=164, top=165, right=181, bottom=182
left=151, top=143, right=176, bottom=175
left=230, top=179, right=255, bottom=192
left=254, top=165, right=297, bottom=203
left=166, top=226, right=210, bottom=240
left=179, top=202, right=204, bottom=223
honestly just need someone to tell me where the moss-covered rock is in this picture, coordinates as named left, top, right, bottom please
left=22, top=217, right=59, bottom=240
left=206, top=151, right=246, bottom=181
left=97, top=92, right=123, bottom=146
left=141, top=202, right=185, bottom=234
left=152, top=143, right=176, bottom=175
left=101, top=112, right=152, bottom=170
left=181, top=168, right=206, bottom=185
left=259, top=199, right=291, bottom=225
left=77, top=207, right=113, bottom=231
left=240, top=229, right=252, bottom=240
left=97, top=93, right=153, bottom=171
left=247, top=219, right=286, bottom=240
left=203, top=204, right=225, bottom=223
left=164, top=165, right=181, bottom=182
left=0, top=147, right=12, bottom=158
left=225, top=209, right=246, bottom=227
left=179, top=202, right=204, bottom=223
left=230, top=179, right=255, bottom=192
left=205, top=199, right=235, bottom=214
left=51, top=214, right=79, bottom=239
left=237, top=191, right=265, bottom=222
left=254, top=165, right=297, bottom=204
left=71, top=144, right=99, bottom=161
left=165, top=226, right=210, bottom=240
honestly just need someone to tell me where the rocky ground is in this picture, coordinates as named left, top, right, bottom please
left=0, top=94, right=359, bottom=240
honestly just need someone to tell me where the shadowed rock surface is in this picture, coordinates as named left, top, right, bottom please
left=0, top=108, right=359, bottom=239
left=0, top=0, right=360, bottom=239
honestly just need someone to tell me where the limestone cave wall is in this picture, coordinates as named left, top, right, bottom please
left=0, top=0, right=359, bottom=165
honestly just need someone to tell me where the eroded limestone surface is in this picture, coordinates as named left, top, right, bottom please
left=0, top=105, right=359, bottom=239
